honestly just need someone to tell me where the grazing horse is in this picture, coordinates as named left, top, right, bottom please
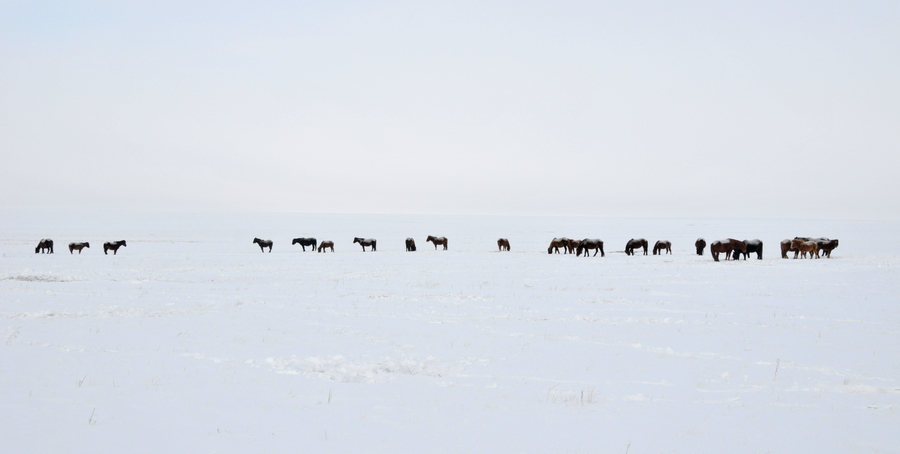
left=732, top=239, right=763, bottom=260
left=576, top=239, right=605, bottom=257
left=406, top=238, right=416, bottom=252
left=253, top=238, right=273, bottom=253
left=790, top=238, right=819, bottom=259
left=548, top=238, right=567, bottom=254
left=695, top=238, right=706, bottom=255
left=625, top=238, right=648, bottom=256
left=317, top=241, right=334, bottom=253
left=68, top=242, right=89, bottom=254
left=353, top=237, right=376, bottom=251
left=710, top=239, right=746, bottom=262
left=426, top=236, right=448, bottom=250
left=103, top=240, right=127, bottom=255
left=566, top=238, right=581, bottom=254
left=291, top=238, right=317, bottom=251
left=497, top=238, right=510, bottom=251
left=35, top=239, right=54, bottom=254
left=815, top=238, right=839, bottom=258
left=653, top=240, right=672, bottom=255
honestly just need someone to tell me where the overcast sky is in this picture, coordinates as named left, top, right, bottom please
left=1, top=1, right=898, bottom=218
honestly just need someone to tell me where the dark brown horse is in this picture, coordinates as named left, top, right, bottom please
left=253, top=238, right=272, bottom=253
left=576, top=239, right=605, bottom=257
left=35, top=239, right=54, bottom=254
left=291, top=238, right=317, bottom=251
left=653, top=240, right=672, bottom=255
left=317, top=241, right=334, bottom=253
left=625, top=238, right=648, bottom=256
left=790, top=238, right=818, bottom=259
left=353, top=237, right=376, bottom=251
left=566, top=238, right=581, bottom=254
left=497, top=238, right=510, bottom=251
left=732, top=239, right=763, bottom=260
left=68, top=242, right=89, bottom=254
left=695, top=238, right=706, bottom=256
left=710, top=239, right=746, bottom=262
left=406, top=238, right=416, bottom=252
left=780, top=239, right=794, bottom=259
left=815, top=238, right=839, bottom=258
left=426, top=236, right=448, bottom=250
left=103, top=240, right=127, bottom=255
left=548, top=238, right=566, bottom=254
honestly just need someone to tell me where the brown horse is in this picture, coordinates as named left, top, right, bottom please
left=790, top=238, right=819, bottom=259
left=35, top=239, right=54, bottom=254
left=625, top=238, right=648, bottom=256
left=68, top=242, right=89, bottom=254
left=710, top=239, right=746, bottom=262
left=566, top=238, right=581, bottom=254
left=497, top=238, right=510, bottom=251
left=576, top=239, right=605, bottom=257
left=780, top=239, right=794, bottom=259
left=695, top=238, right=706, bottom=256
left=317, top=241, right=334, bottom=253
left=426, top=236, right=448, bottom=250
left=353, top=237, right=376, bottom=251
left=548, top=238, right=566, bottom=254
left=103, top=240, right=127, bottom=255
left=406, top=238, right=416, bottom=252
left=253, top=238, right=272, bottom=253
left=653, top=240, right=672, bottom=255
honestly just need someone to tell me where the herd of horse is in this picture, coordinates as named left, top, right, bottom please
left=32, top=235, right=839, bottom=260
left=33, top=239, right=127, bottom=255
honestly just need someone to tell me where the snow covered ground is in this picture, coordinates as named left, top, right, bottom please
left=2, top=211, right=898, bottom=453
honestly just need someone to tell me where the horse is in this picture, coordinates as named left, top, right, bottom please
left=35, top=239, right=54, bottom=254
left=103, top=240, right=127, bottom=255
left=558, top=237, right=571, bottom=254
left=695, top=238, right=706, bottom=255
left=291, top=238, right=317, bottom=251
left=625, top=238, right=648, bottom=256
left=780, top=239, right=794, bottom=259
left=68, top=242, right=89, bottom=254
left=815, top=238, right=839, bottom=258
left=653, top=240, right=672, bottom=255
left=790, top=238, right=819, bottom=259
left=732, top=239, right=763, bottom=260
left=353, top=237, right=376, bottom=251
left=576, top=239, right=605, bottom=257
left=406, top=238, right=416, bottom=252
left=710, top=239, right=746, bottom=262
left=253, top=238, right=272, bottom=253
left=317, top=241, right=334, bottom=253
left=548, top=238, right=567, bottom=254
left=426, top=236, right=448, bottom=250
left=566, top=238, right=581, bottom=254
left=497, top=238, right=510, bottom=251
left=790, top=237, right=812, bottom=259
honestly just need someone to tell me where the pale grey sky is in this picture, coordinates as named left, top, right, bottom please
left=1, top=1, right=898, bottom=218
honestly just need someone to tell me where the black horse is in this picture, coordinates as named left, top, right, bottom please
left=103, top=240, right=127, bottom=255
left=732, top=239, right=763, bottom=260
left=625, top=238, right=648, bottom=256
left=576, top=239, right=605, bottom=257
left=695, top=238, right=706, bottom=256
left=814, top=238, right=839, bottom=258
left=353, top=237, right=376, bottom=251
left=253, top=238, right=273, bottom=253
left=292, top=237, right=317, bottom=251
left=405, top=238, right=416, bottom=251
left=35, top=239, right=54, bottom=254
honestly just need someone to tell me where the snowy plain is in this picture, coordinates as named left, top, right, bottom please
left=1, top=210, right=898, bottom=453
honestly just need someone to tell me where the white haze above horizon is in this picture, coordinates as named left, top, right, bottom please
left=1, top=1, right=898, bottom=219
